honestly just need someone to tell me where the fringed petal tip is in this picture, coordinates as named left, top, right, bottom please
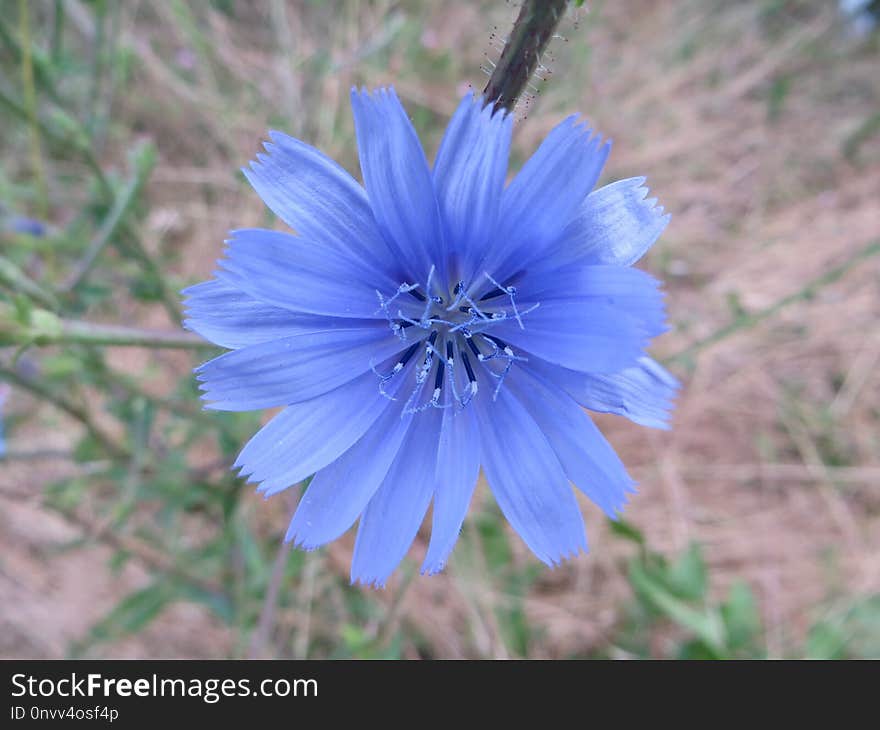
left=539, top=541, right=590, bottom=570
left=283, top=525, right=324, bottom=553
left=350, top=574, right=389, bottom=590
left=350, top=85, right=398, bottom=104
left=419, top=562, right=446, bottom=577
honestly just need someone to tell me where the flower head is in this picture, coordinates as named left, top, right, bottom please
left=184, top=88, right=676, bottom=587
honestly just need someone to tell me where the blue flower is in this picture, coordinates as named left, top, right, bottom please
left=184, top=88, right=676, bottom=587
left=6, top=216, right=48, bottom=237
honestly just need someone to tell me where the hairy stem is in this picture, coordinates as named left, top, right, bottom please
left=483, top=0, right=568, bottom=112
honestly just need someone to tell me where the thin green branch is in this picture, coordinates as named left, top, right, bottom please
left=0, top=255, right=61, bottom=309
left=99, top=366, right=237, bottom=438
left=0, top=87, right=180, bottom=321
left=1, top=304, right=209, bottom=349
left=18, top=0, right=49, bottom=218
left=60, top=320, right=209, bottom=349
left=63, top=140, right=157, bottom=291
left=0, top=363, right=128, bottom=460
left=664, top=239, right=880, bottom=366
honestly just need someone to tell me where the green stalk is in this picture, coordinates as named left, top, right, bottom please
left=18, top=0, right=49, bottom=218
left=58, top=321, right=208, bottom=349
left=1, top=304, right=210, bottom=350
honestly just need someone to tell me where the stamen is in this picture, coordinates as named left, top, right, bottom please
left=433, top=358, right=445, bottom=392
left=477, top=334, right=526, bottom=401
left=479, top=271, right=523, bottom=301
left=370, top=340, right=422, bottom=399
left=465, top=335, right=485, bottom=361
left=377, top=281, right=421, bottom=339
left=376, top=267, right=536, bottom=410
left=402, top=331, right=451, bottom=414
left=444, top=340, right=466, bottom=408
left=445, top=281, right=467, bottom=312
left=484, top=271, right=524, bottom=329
left=413, top=331, right=438, bottom=389
left=479, top=286, right=506, bottom=301
left=481, top=334, right=515, bottom=358
left=461, top=350, right=477, bottom=387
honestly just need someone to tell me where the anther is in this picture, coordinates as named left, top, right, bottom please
left=465, top=336, right=485, bottom=361
left=396, top=342, right=421, bottom=371
left=481, top=334, right=515, bottom=358
left=479, top=272, right=522, bottom=301
left=461, top=350, right=477, bottom=384
left=432, top=359, right=445, bottom=404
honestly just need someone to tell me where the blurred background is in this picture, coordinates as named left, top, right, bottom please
left=1, top=0, right=878, bottom=659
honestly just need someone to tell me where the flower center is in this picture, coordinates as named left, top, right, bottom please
left=373, top=265, right=537, bottom=414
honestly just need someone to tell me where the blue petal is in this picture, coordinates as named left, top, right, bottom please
left=556, top=177, right=670, bottom=268
left=351, top=407, right=444, bottom=587
left=507, top=367, right=635, bottom=518
left=475, top=386, right=587, bottom=566
left=196, top=326, right=411, bottom=410
left=480, top=116, right=610, bottom=284
left=489, top=299, right=652, bottom=374
left=182, top=279, right=373, bottom=350
left=514, top=263, right=669, bottom=337
left=350, top=87, right=444, bottom=283
left=235, top=368, right=403, bottom=498
left=216, top=228, right=396, bottom=319
left=432, top=93, right=512, bottom=284
left=242, top=131, right=395, bottom=274
left=527, top=355, right=679, bottom=430
left=286, top=390, right=415, bottom=550
left=421, top=404, right=481, bottom=575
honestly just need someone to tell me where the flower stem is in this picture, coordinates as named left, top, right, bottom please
left=483, top=0, right=568, bottom=112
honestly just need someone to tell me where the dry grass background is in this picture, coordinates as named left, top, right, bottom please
left=1, top=0, right=878, bottom=658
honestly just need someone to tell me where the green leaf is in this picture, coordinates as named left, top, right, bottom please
left=608, top=517, right=646, bottom=546
left=805, top=621, right=845, bottom=660
left=629, top=559, right=726, bottom=654
left=721, top=582, right=762, bottom=651
left=87, top=581, right=174, bottom=643
left=666, top=543, right=708, bottom=600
